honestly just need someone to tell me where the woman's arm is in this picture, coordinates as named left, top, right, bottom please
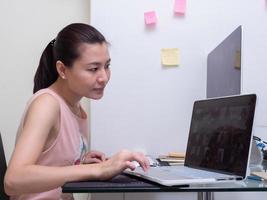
left=4, top=93, right=67, bottom=194
left=4, top=94, right=150, bottom=195
left=5, top=149, right=149, bottom=195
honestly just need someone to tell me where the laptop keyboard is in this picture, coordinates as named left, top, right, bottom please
left=144, top=166, right=235, bottom=180
left=171, top=166, right=224, bottom=178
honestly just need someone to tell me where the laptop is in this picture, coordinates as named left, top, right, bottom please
left=124, top=94, right=257, bottom=186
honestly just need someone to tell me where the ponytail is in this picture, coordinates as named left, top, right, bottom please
left=33, top=40, right=58, bottom=93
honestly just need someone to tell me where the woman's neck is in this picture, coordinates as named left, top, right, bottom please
left=49, top=80, right=82, bottom=113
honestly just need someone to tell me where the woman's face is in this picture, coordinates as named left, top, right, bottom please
left=65, top=42, right=111, bottom=100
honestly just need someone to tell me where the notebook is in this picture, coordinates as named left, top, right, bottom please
left=124, top=94, right=257, bottom=186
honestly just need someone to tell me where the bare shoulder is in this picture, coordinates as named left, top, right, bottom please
left=24, top=93, right=61, bottom=127
left=30, top=93, right=60, bottom=110
left=9, top=93, right=61, bottom=167
left=19, top=93, right=61, bottom=150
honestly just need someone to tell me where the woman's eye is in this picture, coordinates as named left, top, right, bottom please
left=105, top=64, right=111, bottom=69
left=88, top=68, right=98, bottom=72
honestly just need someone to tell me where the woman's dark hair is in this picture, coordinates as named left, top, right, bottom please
left=33, top=23, right=107, bottom=93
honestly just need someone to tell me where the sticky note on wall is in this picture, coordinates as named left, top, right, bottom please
left=144, top=11, right=157, bottom=25
left=174, top=0, right=186, bottom=15
left=161, top=48, right=179, bottom=66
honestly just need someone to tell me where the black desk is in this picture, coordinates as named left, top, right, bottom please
left=62, top=174, right=267, bottom=200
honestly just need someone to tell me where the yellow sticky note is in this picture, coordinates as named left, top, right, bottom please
left=235, top=50, right=241, bottom=69
left=161, top=48, right=179, bottom=66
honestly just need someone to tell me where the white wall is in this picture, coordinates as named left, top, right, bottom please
left=0, top=0, right=90, bottom=161
left=90, top=0, right=267, bottom=200
left=0, top=0, right=90, bottom=199
left=1, top=1, right=267, bottom=200
left=90, top=0, right=267, bottom=155
left=90, top=0, right=267, bottom=157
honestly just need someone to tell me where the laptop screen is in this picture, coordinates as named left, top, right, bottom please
left=185, top=94, right=256, bottom=177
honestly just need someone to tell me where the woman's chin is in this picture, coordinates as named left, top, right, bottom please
left=88, top=93, right=104, bottom=100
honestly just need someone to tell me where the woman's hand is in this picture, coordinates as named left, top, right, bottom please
left=82, top=150, right=106, bottom=164
left=99, top=149, right=150, bottom=180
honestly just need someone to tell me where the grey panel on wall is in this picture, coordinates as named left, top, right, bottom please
left=207, top=26, right=242, bottom=98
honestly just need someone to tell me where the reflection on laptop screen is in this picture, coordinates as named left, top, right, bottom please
left=185, top=94, right=256, bottom=177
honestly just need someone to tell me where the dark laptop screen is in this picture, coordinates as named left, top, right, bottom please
left=185, top=94, right=256, bottom=177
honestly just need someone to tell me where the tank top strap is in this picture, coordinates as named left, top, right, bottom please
left=29, top=88, right=65, bottom=105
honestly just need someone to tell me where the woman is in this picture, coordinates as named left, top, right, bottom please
left=4, top=23, right=149, bottom=200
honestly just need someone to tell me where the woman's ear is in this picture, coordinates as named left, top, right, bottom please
left=56, top=61, right=67, bottom=79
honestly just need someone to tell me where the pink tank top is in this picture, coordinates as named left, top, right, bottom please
left=11, top=88, right=89, bottom=200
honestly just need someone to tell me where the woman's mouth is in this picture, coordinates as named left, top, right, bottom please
left=93, top=88, right=104, bottom=92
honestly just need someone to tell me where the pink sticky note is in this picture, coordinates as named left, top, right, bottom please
left=144, top=11, right=157, bottom=25
left=174, top=0, right=186, bottom=15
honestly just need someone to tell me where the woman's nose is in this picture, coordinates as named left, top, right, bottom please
left=97, top=68, right=109, bottom=84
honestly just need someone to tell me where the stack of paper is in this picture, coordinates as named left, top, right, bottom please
left=157, top=152, right=185, bottom=166
left=251, top=171, right=267, bottom=181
